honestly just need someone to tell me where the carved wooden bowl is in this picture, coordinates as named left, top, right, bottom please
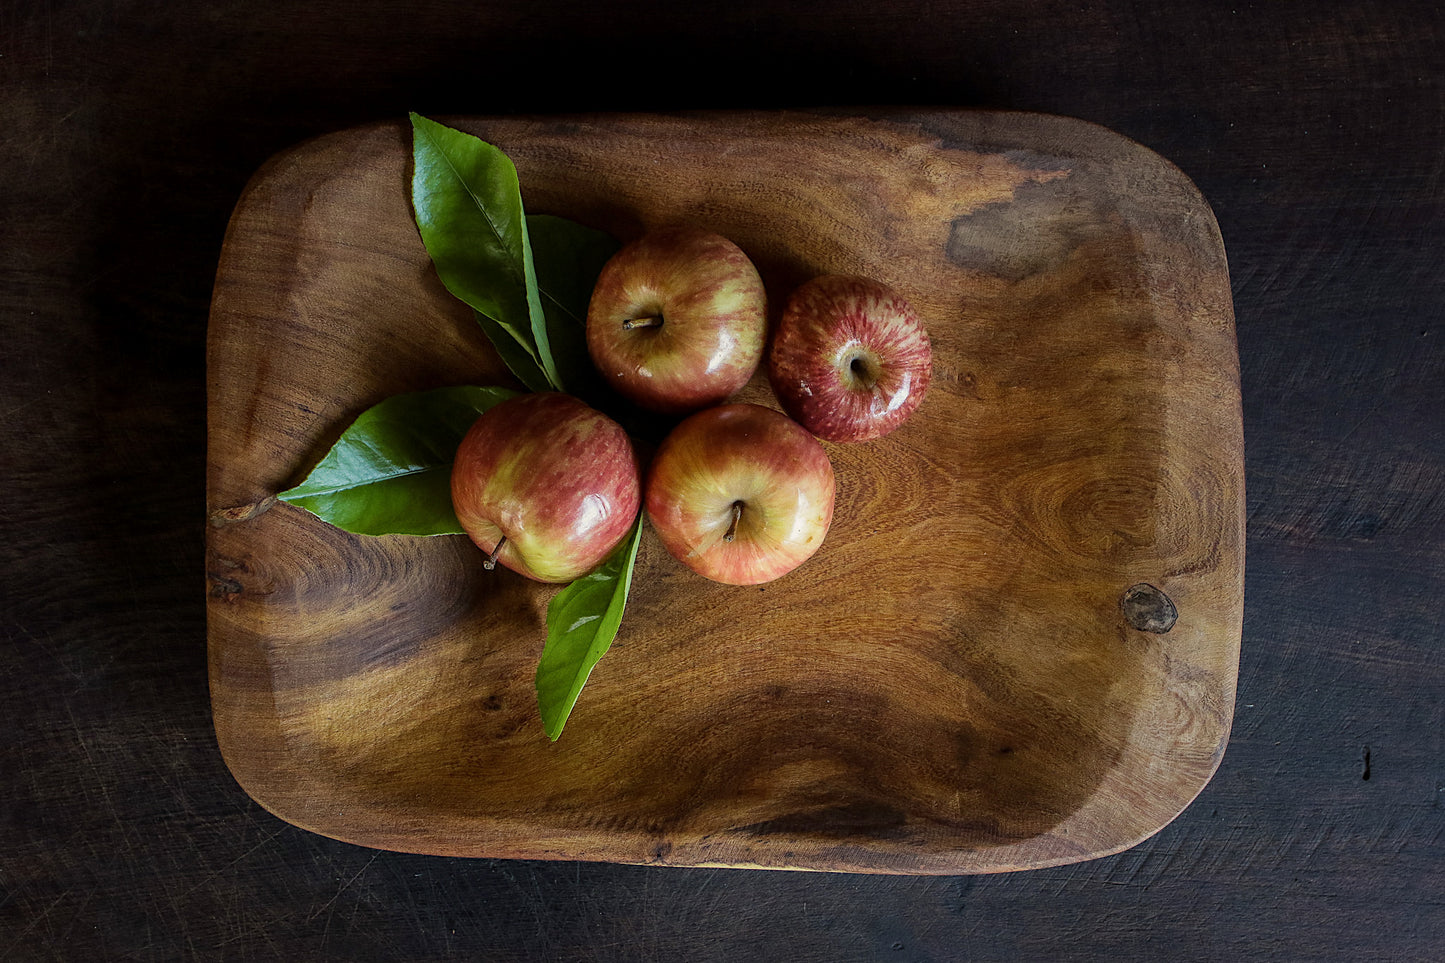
left=206, top=110, right=1243, bottom=874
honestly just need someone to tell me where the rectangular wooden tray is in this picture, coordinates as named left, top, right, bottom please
left=206, top=109, right=1243, bottom=874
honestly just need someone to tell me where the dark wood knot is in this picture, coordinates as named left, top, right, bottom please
left=1121, top=583, right=1177, bottom=634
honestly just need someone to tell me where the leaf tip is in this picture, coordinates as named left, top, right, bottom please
left=540, top=702, right=570, bottom=742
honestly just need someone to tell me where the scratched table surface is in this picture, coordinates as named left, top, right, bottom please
left=3, top=1, right=1441, bottom=960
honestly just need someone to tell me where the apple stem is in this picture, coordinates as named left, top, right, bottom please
left=724, top=501, right=744, bottom=542
left=622, top=315, right=663, bottom=330
left=483, top=535, right=507, bottom=570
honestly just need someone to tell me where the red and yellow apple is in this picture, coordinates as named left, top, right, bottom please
left=644, top=403, right=835, bottom=585
left=451, top=392, right=641, bottom=583
left=586, top=226, right=768, bottom=414
left=768, top=274, right=932, bottom=443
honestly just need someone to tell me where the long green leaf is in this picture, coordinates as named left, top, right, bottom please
left=409, top=113, right=561, bottom=390
left=527, top=214, right=621, bottom=399
left=473, top=310, right=552, bottom=393
left=278, top=386, right=518, bottom=536
left=536, top=512, right=645, bottom=740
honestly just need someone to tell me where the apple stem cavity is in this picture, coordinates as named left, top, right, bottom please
left=621, top=315, right=664, bottom=331
left=724, top=501, right=744, bottom=542
left=483, top=535, right=507, bottom=571
left=849, top=355, right=879, bottom=391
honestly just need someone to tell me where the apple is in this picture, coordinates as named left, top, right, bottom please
left=451, top=392, right=641, bottom=583
left=645, top=403, right=835, bottom=585
left=767, top=274, right=932, bottom=443
left=586, top=226, right=768, bottom=414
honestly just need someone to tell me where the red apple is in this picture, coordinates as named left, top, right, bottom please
left=586, top=226, right=768, bottom=414
left=451, top=392, right=641, bottom=583
left=645, top=403, right=835, bottom=585
left=768, top=275, right=932, bottom=443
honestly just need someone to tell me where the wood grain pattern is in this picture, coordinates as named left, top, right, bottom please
left=205, top=109, right=1243, bottom=874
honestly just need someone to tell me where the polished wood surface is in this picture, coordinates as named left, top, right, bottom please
left=4, top=0, right=1441, bottom=958
left=206, top=111, right=1242, bottom=874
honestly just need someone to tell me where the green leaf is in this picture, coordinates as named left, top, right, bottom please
left=473, top=309, right=552, bottom=393
left=536, top=512, right=645, bottom=741
left=278, top=385, right=518, bottom=536
left=527, top=214, right=621, bottom=400
left=409, top=113, right=561, bottom=391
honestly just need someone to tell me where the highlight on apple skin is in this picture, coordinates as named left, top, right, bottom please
left=585, top=226, right=768, bottom=415
left=644, top=403, right=836, bottom=586
left=451, top=392, right=642, bottom=583
left=768, top=274, right=932, bottom=443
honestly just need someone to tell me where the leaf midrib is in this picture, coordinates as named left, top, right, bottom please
left=288, top=461, right=449, bottom=499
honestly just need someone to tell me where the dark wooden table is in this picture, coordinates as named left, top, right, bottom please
left=3, top=2, right=1441, bottom=959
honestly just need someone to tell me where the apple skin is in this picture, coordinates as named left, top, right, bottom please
left=586, top=226, right=768, bottom=414
left=645, top=403, right=836, bottom=586
left=768, top=275, right=932, bottom=443
left=451, top=392, right=641, bottom=583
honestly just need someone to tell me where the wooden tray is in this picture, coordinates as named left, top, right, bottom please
left=206, top=109, right=1243, bottom=875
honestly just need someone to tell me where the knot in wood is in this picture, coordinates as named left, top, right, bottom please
left=1121, top=583, right=1178, bottom=634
